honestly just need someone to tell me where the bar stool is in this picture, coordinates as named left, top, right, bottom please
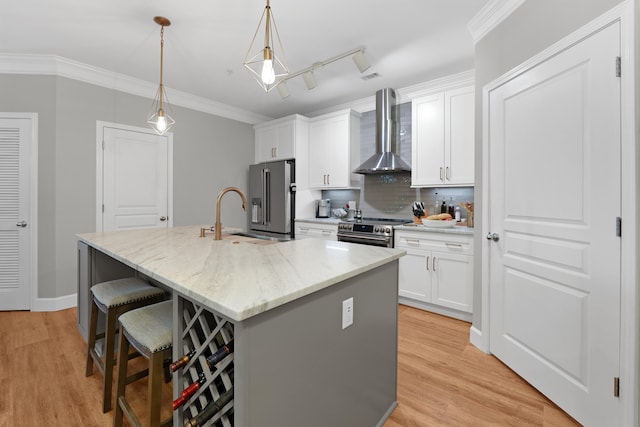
left=85, top=277, right=166, bottom=413
left=114, top=300, right=173, bottom=427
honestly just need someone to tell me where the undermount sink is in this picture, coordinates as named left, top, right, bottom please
left=227, top=232, right=291, bottom=243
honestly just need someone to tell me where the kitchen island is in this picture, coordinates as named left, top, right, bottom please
left=77, top=226, right=404, bottom=427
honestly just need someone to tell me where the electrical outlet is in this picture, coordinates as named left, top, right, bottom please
left=342, top=297, right=354, bottom=329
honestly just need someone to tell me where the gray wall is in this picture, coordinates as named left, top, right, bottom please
left=472, top=0, right=624, bottom=329
left=0, top=74, right=254, bottom=299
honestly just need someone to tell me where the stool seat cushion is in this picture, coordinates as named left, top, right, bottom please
left=119, top=301, right=173, bottom=354
left=91, top=277, right=165, bottom=308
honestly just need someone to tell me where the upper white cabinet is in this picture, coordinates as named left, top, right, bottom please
left=411, top=86, right=474, bottom=187
left=254, top=114, right=309, bottom=163
left=308, top=109, right=361, bottom=189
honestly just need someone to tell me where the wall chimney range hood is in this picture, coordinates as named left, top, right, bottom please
left=354, top=88, right=411, bottom=174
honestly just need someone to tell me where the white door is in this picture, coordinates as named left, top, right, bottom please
left=100, top=124, right=172, bottom=231
left=488, top=23, right=621, bottom=426
left=0, top=115, right=35, bottom=310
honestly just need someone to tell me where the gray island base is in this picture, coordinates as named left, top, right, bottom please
left=77, top=226, right=404, bottom=426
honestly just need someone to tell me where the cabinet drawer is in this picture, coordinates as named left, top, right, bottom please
left=395, top=231, right=473, bottom=255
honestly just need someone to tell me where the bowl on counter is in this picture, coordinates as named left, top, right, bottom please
left=422, top=219, right=455, bottom=228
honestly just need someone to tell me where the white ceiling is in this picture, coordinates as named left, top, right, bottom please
left=2, top=0, right=489, bottom=120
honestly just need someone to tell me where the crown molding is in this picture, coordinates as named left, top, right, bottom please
left=0, top=53, right=271, bottom=125
left=467, top=0, right=527, bottom=44
left=307, top=70, right=476, bottom=117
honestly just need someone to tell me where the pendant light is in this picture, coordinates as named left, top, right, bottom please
left=243, top=0, right=289, bottom=92
left=147, top=16, right=175, bottom=135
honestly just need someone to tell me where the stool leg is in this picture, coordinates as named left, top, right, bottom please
left=148, top=351, right=164, bottom=427
left=113, top=327, right=129, bottom=427
left=102, top=308, right=118, bottom=413
left=85, top=299, right=99, bottom=377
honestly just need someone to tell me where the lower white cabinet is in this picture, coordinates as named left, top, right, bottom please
left=295, top=221, right=338, bottom=240
left=395, top=229, right=473, bottom=320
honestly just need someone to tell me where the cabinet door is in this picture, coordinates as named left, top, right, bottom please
left=445, top=87, right=474, bottom=185
left=398, top=248, right=431, bottom=301
left=308, top=120, right=331, bottom=187
left=256, top=126, right=277, bottom=162
left=412, top=93, right=445, bottom=186
left=255, top=122, right=296, bottom=162
left=275, top=121, right=295, bottom=159
left=431, top=251, right=472, bottom=312
left=326, top=116, right=350, bottom=188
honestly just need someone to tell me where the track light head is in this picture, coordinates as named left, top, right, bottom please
left=352, top=50, right=370, bottom=73
left=303, top=71, right=317, bottom=90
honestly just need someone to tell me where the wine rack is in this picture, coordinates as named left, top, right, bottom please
left=175, top=297, right=235, bottom=427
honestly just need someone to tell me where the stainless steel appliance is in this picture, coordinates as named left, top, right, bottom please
left=249, top=159, right=295, bottom=238
left=316, top=199, right=331, bottom=218
left=337, top=217, right=409, bottom=248
left=353, top=88, right=411, bottom=174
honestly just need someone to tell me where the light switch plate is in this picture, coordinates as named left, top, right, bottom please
left=342, top=297, right=354, bottom=329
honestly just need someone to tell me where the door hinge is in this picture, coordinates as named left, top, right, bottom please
left=614, top=377, right=620, bottom=397
left=102, top=140, right=105, bottom=150
left=615, top=56, right=621, bottom=77
left=102, top=204, right=104, bottom=213
left=616, top=217, right=622, bottom=237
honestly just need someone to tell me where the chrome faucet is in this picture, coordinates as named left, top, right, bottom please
left=215, top=187, right=247, bottom=240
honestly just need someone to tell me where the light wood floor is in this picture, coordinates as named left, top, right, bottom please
left=0, top=305, right=581, bottom=426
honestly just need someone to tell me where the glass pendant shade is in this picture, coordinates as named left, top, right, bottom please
left=147, top=84, right=175, bottom=135
left=148, top=17, right=175, bottom=135
left=244, top=0, right=289, bottom=92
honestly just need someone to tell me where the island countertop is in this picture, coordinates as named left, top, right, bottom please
left=77, top=226, right=405, bottom=322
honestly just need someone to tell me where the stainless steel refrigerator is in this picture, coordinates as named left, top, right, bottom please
left=248, top=159, right=295, bottom=237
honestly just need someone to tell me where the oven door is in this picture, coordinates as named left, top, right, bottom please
left=337, top=233, right=393, bottom=248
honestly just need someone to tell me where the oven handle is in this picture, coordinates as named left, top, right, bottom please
left=337, top=234, right=392, bottom=247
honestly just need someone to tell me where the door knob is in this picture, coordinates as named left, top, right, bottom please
left=160, top=216, right=167, bottom=222
left=486, top=232, right=500, bottom=242
left=16, top=221, right=27, bottom=227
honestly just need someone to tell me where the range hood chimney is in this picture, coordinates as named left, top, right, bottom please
left=354, top=88, right=411, bottom=174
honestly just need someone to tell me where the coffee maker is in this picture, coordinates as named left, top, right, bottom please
left=316, top=199, right=331, bottom=218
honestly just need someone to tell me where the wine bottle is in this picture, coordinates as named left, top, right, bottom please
left=170, top=349, right=196, bottom=372
left=173, top=372, right=206, bottom=410
left=206, top=340, right=234, bottom=368
left=183, top=388, right=234, bottom=427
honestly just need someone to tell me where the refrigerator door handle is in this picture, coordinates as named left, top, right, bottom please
left=263, top=168, right=271, bottom=225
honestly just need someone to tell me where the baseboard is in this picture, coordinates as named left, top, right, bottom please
left=31, top=293, right=77, bottom=312
left=469, top=325, right=490, bottom=354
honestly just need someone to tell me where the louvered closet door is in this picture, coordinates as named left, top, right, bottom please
left=0, top=117, right=33, bottom=310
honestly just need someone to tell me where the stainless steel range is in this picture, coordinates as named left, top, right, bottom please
left=337, top=218, right=410, bottom=248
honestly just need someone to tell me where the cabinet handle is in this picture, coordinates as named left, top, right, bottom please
left=406, top=238, right=421, bottom=246
left=327, top=174, right=330, bottom=185
left=426, top=255, right=430, bottom=271
left=433, top=257, right=437, bottom=271
left=446, top=166, right=450, bottom=180
left=322, top=230, right=331, bottom=235
left=445, top=242, right=463, bottom=248
left=440, top=167, right=444, bottom=181
left=274, top=147, right=277, bottom=157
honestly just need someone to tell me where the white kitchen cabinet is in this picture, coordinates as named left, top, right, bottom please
left=395, top=229, right=473, bottom=320
left=254, top=114, right=309, bottom=163
left=294, top=221, right=338, bottom=240
left=411, top=86, right=474, bottom=187
left=308, top=109, right=360, bottom=189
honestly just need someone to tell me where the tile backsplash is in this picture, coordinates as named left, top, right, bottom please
left=322, top=101, right=474, bottom=220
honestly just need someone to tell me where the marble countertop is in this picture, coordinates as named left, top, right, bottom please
left=395, top=223, right=474, bottom=235
left=77, top=226, right=404, bottom=322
